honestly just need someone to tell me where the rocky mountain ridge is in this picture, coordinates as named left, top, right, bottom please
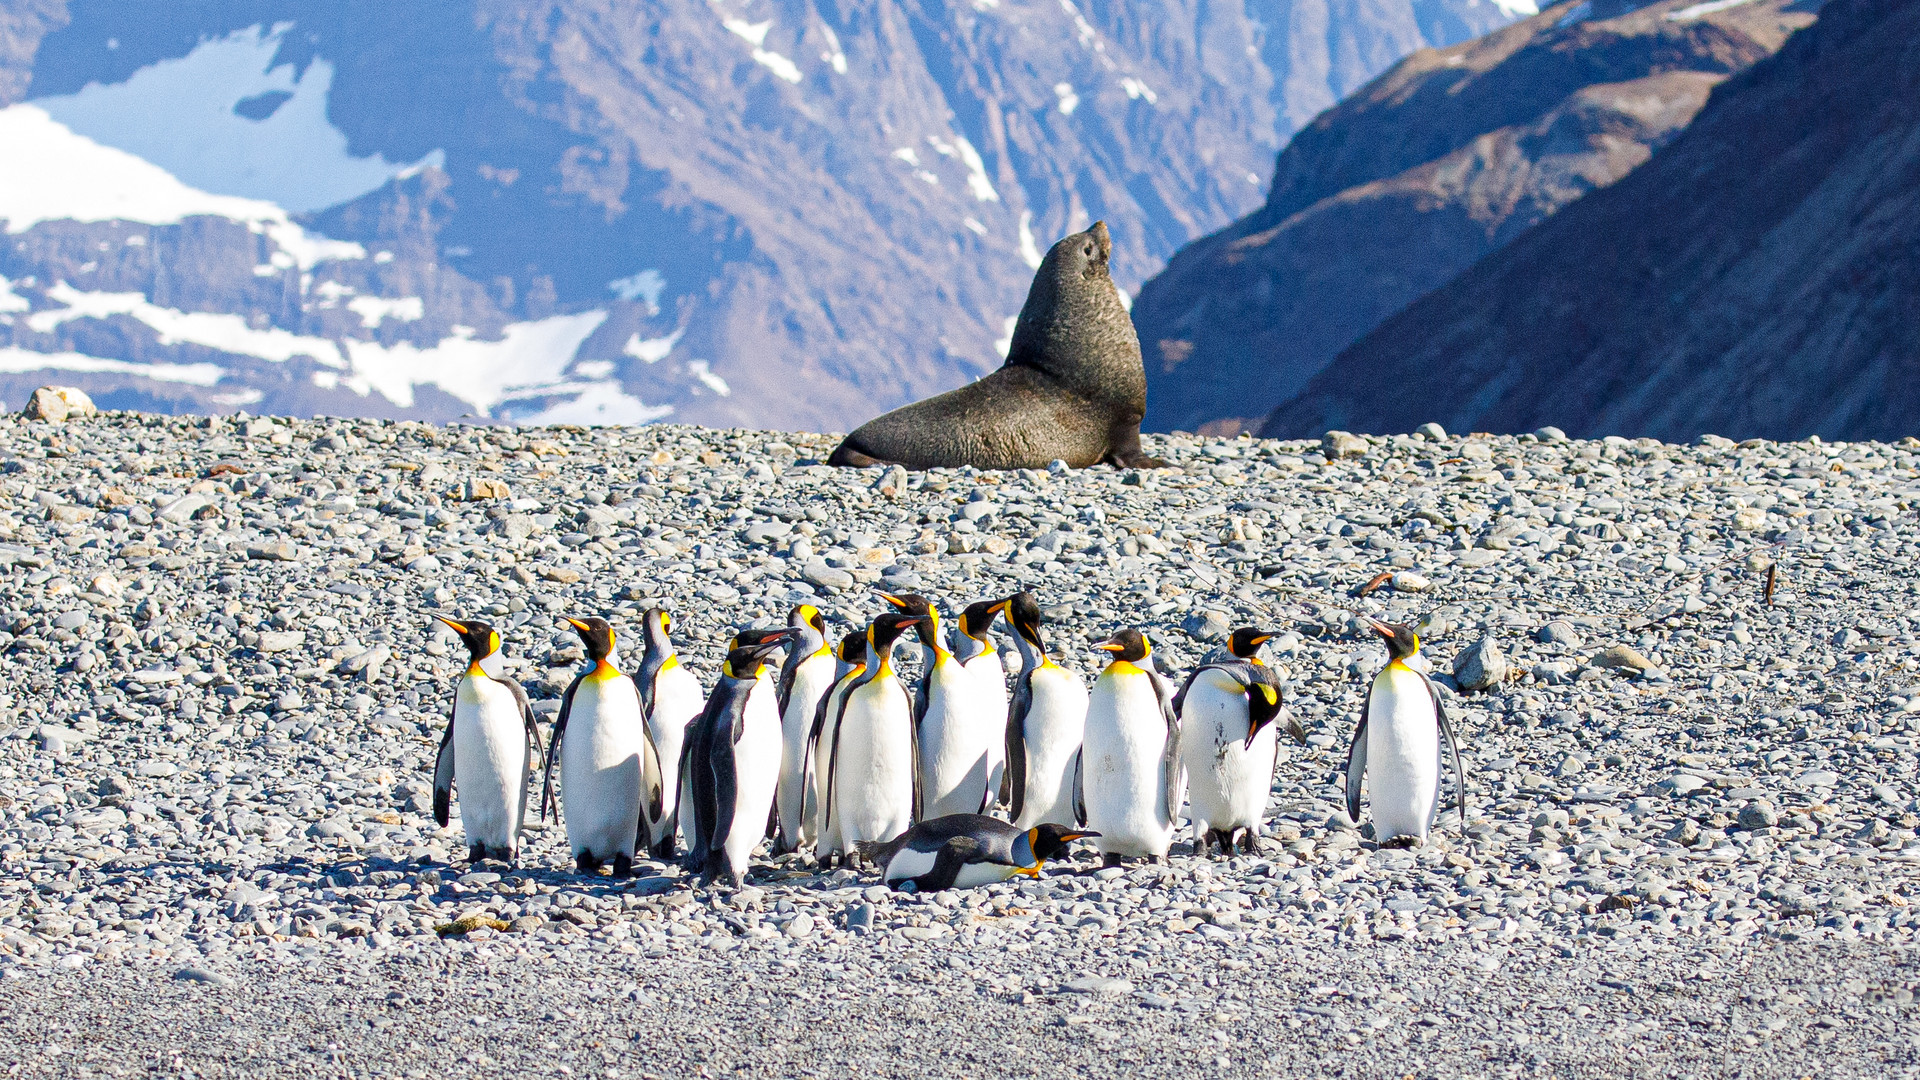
left=1134, top=0, right=1816, bottom=435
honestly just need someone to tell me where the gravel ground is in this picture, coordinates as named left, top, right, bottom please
left=0, top=411, right=1916, bottom=1075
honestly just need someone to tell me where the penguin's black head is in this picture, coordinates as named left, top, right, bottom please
left=723, top=630, right=797, bottom=678
left=563, top=616, right=615, bottom=663
left=789, top=603, right=827, bottom=638
left=1004, top=591, right=1045, bottom=649
left=643, top=607, right=675, bottom=648
left=731, top=625, right=795, bottom=656
left=1227, top=627, right=1278, bottom=661
left=867, top=611, right=922, bottom=656
left=434, top=617, right=500, bottom=667
left=958, top=598, right=1007, bottom=641
left=1094, top=628, right=1150, bottom=664
left=1369, top=619, right=1421, bottom=662
left=880, top=592, right=938, bottom=646
left=1243, top=674, right=1286, bottom=751
left=1028, top=824, right=1099, bottom=862
left=837, top=631, right=868, bottom=666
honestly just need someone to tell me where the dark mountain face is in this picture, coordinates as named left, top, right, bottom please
left=0, top=0, right=1508, bottom=429
left=1260, top=0, right=1920, bottom=444
left=1133, top=0, right=1815, bottom=436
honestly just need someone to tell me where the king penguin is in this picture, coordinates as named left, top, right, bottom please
left=1075, top=628, right=1183, bottom=866
left=632, top=608, right=702, bottom=861
left=883, top=593, right=1007, bottom=819
left=951, top=598, right=1011, bottom=805
left=1002, top=591, right=1089, bottom=830
left=774, top=604, right=836, bottom=855
left=819, top=611, right=922, bottom=865
left=857, top=816, right=1097, bottom=892
left=683, top=631, right=796, bottom=887
left=1174, top=660, right=1302, bottom=856
left=540, top=617, right=664, bottom=877
left=806, top=632, right=867, bottom=858
left=1346, top=619, right=1466, bottom=847
left=430, top=618, right=542, bottom=865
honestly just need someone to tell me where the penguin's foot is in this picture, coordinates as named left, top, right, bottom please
left=1236, top=829, right=1257, bottom=855
left=576, top=852, right=604, bottom=876
left=651, top=837, right=678, bottom=862
left=611, top=854, right=633, bottom=879
left=1379, top=835, right=1421, bottom=850
left=467, top=844, right=487, bottom=865
left=1101, top=853, right=1125, bottom=869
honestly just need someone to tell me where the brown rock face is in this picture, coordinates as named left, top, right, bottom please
left=1134, top=0, right=1814, bottom=436
left=1263, top=0, right=1920, bottom=443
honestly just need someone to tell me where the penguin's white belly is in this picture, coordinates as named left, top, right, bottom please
left=962, top=653, right=1008, bottom=805
left=452, top=676, right=526, bottom=851
left=831, top=679, right=915, bottom=847
left=560, top=675, right=645, bottom=860
left=1367, top=666, right=1441, bottom=842
left=918, top=659, right=1001, bottom=819
left=778, top=656, right=835, bottom=848
left=1014, top=668, right=1087, bottom=830
left=720, top=686, right=783, bottom=879
left=1179, top=679, right=1276, bottom=836
left=650, top=665, right=701, bottom=845
left=1083, top=671, right=1173, bottom=857
left=883, top=847, right=1018, bottom=889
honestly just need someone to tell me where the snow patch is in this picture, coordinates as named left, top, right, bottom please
left=1667, top=0, right=1757, bottom=19
left=1493, top=0, right=1541, bottom=15
left=1017, top=211, right=1045, bottom=270
left=624, top=328, right=683, bottom=364
left=1054, top=83, right=1080, bottom=116
left=26, top=283, right=347, bottom=367
left=1555, top=1, right=1592, bottom=26
left=993, top=315, right=1017, bottom=358
left=0, top=277, right=27, bottom=315
left=915, top=170, right=940, bottom=186
left=892, top=147, right=921, bottom=166
left=953, top=137, right=999, bottom=202
left=0, top=104, right=364, bottom=269
left=963, top=217, right=988, bottom=236
left=686, top=359, right=731, bottom=396
left=30, top=24, right=432, bottom=215
left=210, top=387, right=263, bottom=407
left=1119, top=77, right=1158, bottom=104
left=819, top=24, right=848, bottom=74
left=1058, top=0, right=1100, bottom=47
left=0, top=347, right=225, bottom=386
left=572, top=360, right=615, bottom=380
left=346, top=295, right=424, bottom=328
left=516, top=381, right=673, bottom=426
left=340, top=311, right=609, bottom=413
left=723, top=18, right=802, bottom=83
left=608, top=269, right=666, bottom=314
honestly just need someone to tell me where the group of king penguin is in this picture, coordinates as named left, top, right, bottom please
left=427, top=594, right=1466, bottom=894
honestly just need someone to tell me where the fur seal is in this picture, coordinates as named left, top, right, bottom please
left=829, top=221, right=1165, bottom=470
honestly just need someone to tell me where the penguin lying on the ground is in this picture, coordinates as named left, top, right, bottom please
left=431, top=618, right=542, bottom=866
left=1346, top=619, right=1466, bottom=847
left=857, top=814, right=1097, bottom=892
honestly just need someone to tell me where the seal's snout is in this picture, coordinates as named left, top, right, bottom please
left=1089, top=220, right=1111, bottom=264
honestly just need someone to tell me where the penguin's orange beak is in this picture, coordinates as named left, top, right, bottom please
left=563, top=617, right=592, bottom=633
left=1094, top=638, right=1125, bottom=652
left=1367, top=619, right=1395, bottom=640
left=435, top=616, right=468, bottom=634
left=880, top=593, right=908, bottom=609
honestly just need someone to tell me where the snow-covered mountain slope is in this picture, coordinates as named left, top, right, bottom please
left=0, top=1, right=1511, bottom=427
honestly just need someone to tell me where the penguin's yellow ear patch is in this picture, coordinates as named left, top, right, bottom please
left=1256, top=685, right=1277, bottom=704
left=488, top=630, right=501, bottom=656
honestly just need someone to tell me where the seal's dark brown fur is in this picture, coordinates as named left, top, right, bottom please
left=829, top=222, right=1164, bottom=470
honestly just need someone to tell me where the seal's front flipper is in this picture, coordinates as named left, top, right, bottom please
left=828, top=437, right=894, bottom=468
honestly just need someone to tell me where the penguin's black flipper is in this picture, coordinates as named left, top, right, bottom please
left=1346, top=683, right=1373, bottom=825
left=1003, top=670, right=1032, bottom=820
left=490, top=676, right=542, bottom=835
left=1425, top=673, right=1468, bottom=833
left=542, top=675, right=583, bottom=823
left=639, top=726, right=665, bottom=843
left=432, top=708, right=456, bottom=828
left=704, top=699, right=743, bottom=885
left=1071, top=747, right=1087, bottom=828
left=1148, top=667, right=1185, bottom=828
left=821, top=678, right=859, bottom=841
left=909, top=835, right=985, bottom=893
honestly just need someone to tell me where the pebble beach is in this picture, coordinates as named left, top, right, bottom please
left=0, top=410, right=1916, bottom=1077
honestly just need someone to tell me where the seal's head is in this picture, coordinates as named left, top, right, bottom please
left=1007, top=221, right=1142, bottom=405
